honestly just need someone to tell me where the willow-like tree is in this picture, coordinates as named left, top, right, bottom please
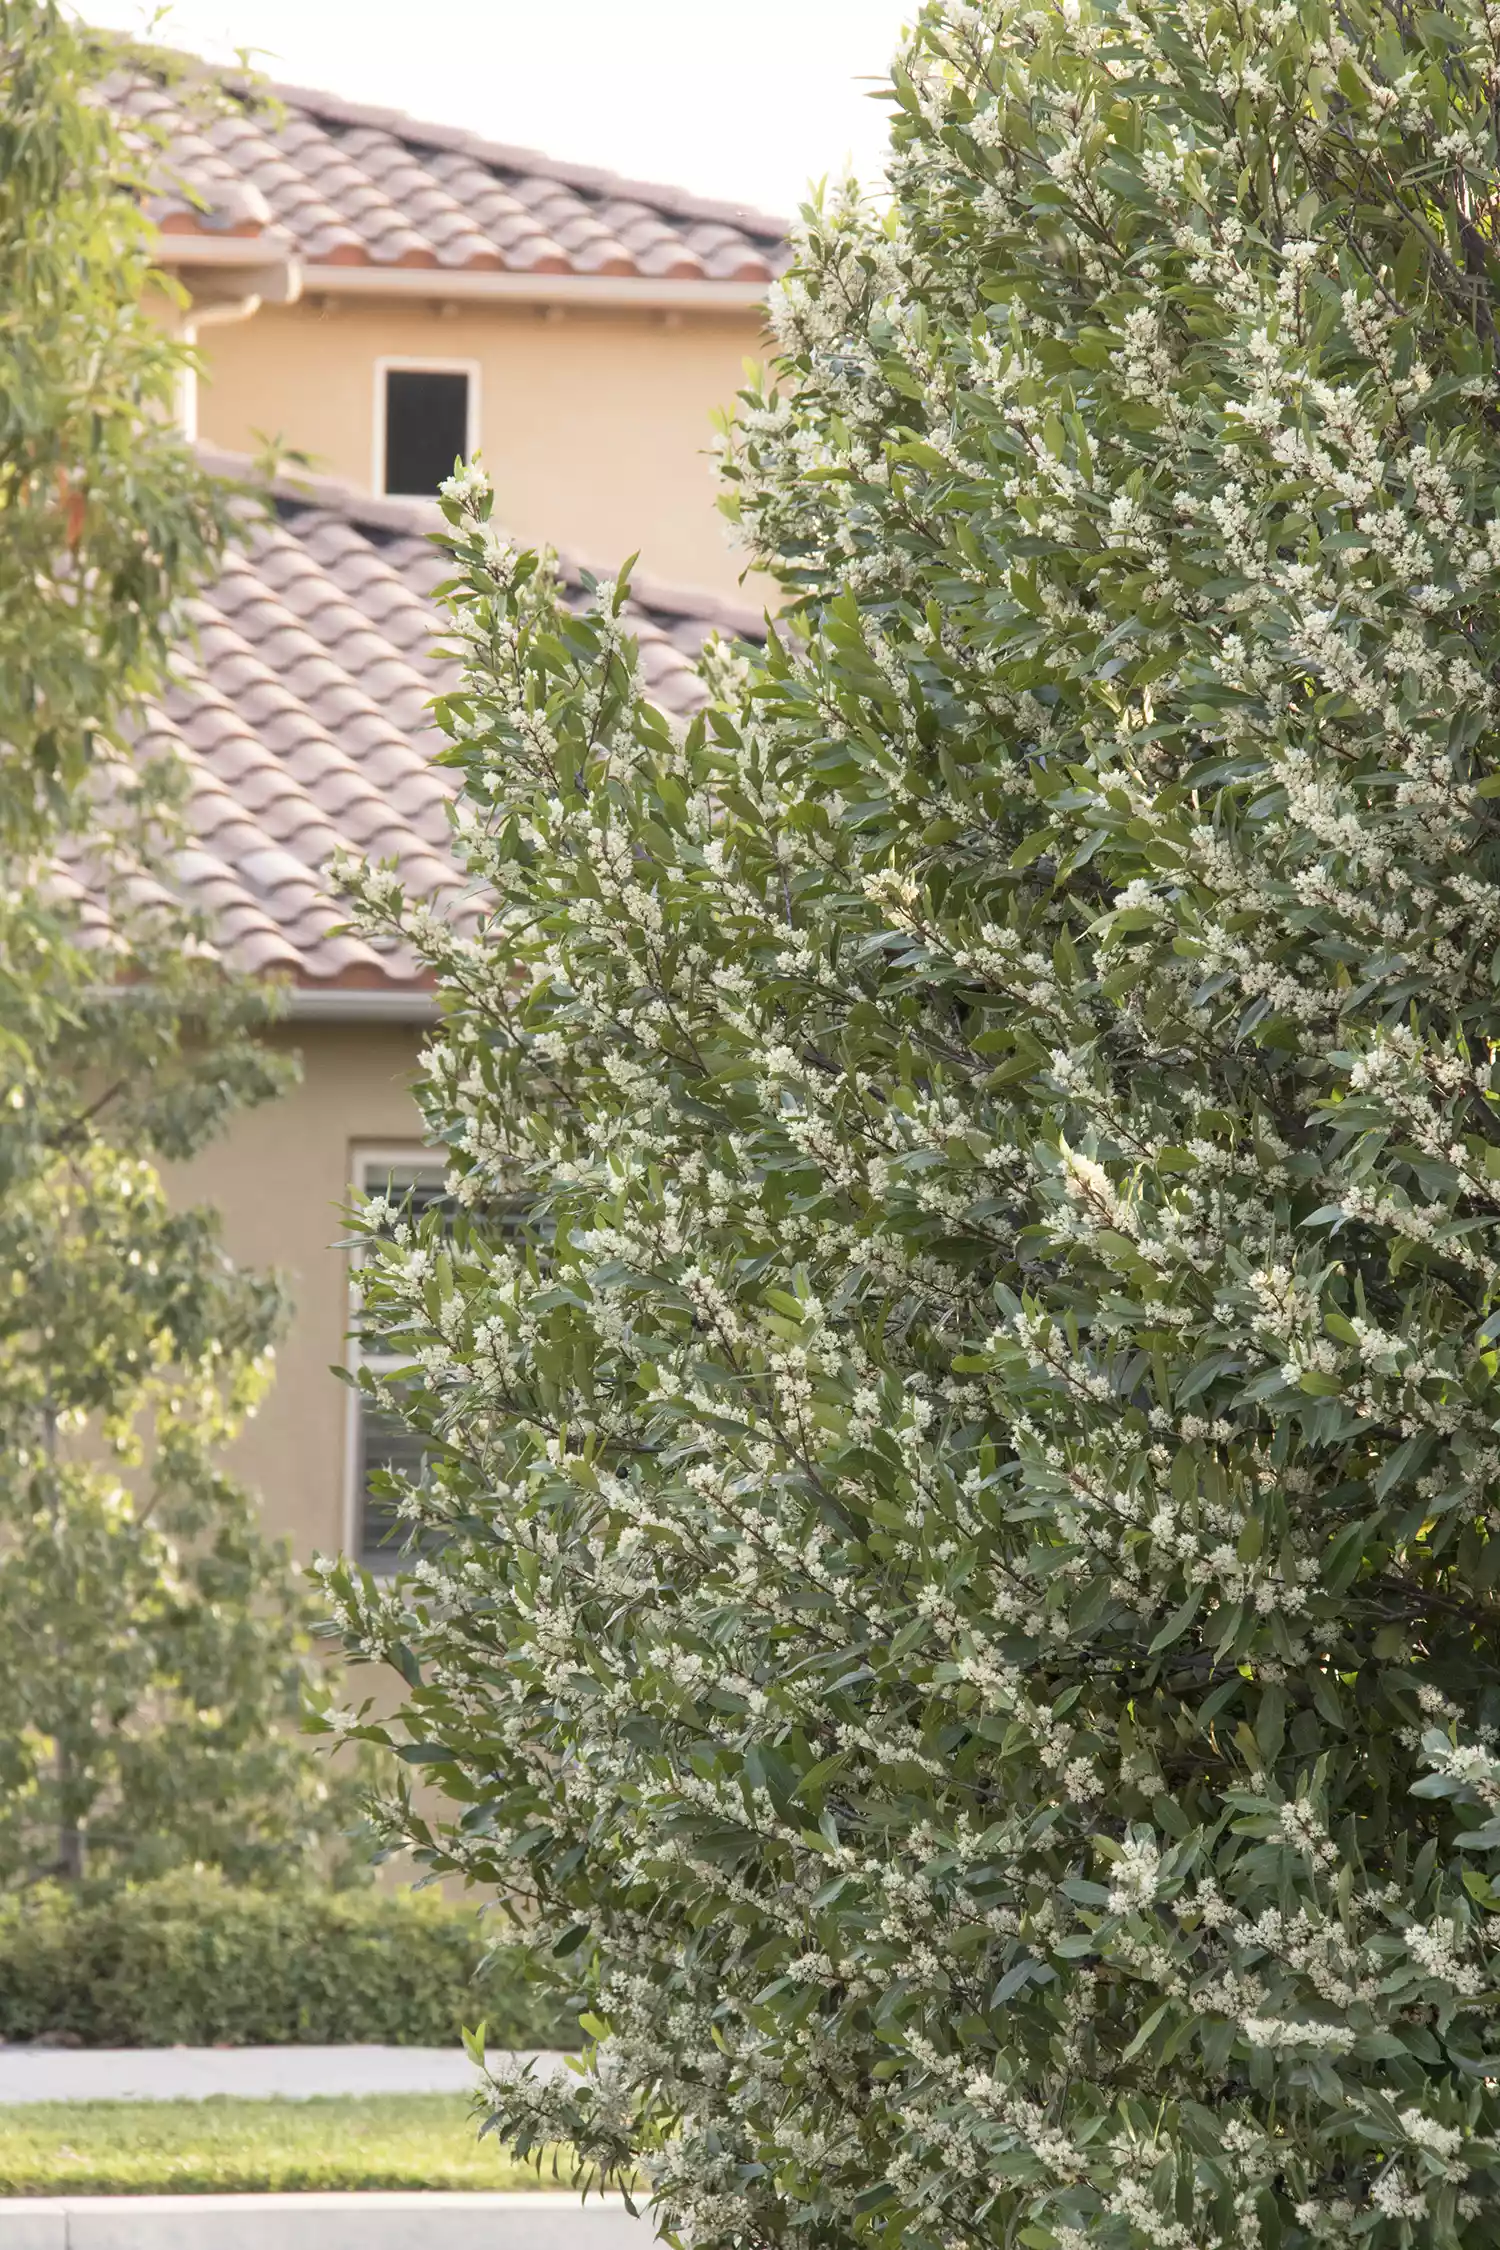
left=332, top=0, right=1500, bottom=2237
left=0, top=2, right=361, bottom=1887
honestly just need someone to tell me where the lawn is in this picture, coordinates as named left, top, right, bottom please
left=0, top=2093, right=581, bottom=2195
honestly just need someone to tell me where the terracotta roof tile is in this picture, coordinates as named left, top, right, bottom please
left=87, top=455, right=761, bottom=989
left=114, top=72, right=275, bottom=235
left=111, top=66, right=789, bottom=287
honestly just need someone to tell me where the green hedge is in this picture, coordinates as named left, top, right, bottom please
left=0, top=1871, right=576, bottom=2048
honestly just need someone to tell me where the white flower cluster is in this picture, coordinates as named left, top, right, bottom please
left=327, top=0, right=1500, bottom=2243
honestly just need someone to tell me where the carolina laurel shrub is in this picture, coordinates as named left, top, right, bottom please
left=331, top=0, right=1500, bottom=2240
left=0, top=1872, right=572, bottom=2048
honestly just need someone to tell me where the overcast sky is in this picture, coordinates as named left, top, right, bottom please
left=80, top=1, right=910, bottom=218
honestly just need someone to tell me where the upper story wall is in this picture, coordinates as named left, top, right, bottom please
left=194, top=294, right=769, bottom=604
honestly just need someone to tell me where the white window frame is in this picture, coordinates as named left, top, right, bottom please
left=344, top=1145, right=450, bottom=1562
left=372, top=357, right=482, bottom=497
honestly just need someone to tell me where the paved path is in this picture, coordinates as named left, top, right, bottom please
left=0, top=2048, right=568, bottom=2105
left=0, top=2190, right=651, bottom=2248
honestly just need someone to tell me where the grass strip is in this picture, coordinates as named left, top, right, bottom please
left=0, top=2093, right=579, bottom=2195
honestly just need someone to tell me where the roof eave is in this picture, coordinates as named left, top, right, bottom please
left=152, top=231, right=305, bottom=309
left=152, top=234, right=771, bottom=310
left=278, top=984, right=440, bottom=1023
left=299, top=263, right=771, bottom=312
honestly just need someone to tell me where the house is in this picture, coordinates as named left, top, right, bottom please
left=109, top=64, right=782, bottom=1567
left=125, top=65, right=787, bottom=600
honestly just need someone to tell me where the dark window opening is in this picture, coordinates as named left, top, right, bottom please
left=365, top=1161, right=531, bottom=1249
left=365, top=1164, right=460, bottom=1235
left=357, top=1396, right=439, bottom=1572
left=350, top=1154, right=535, bottom=1569
left=383, top=368, right=470, bottom=498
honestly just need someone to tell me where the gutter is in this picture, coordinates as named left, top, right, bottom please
left=280, top=986, right=440, bottom=1024
left=299, top=264, right=769, bottom=313
left=154, top=233, right=297, bottom=270
left=154, top=232, right=305, bottom=315
left=152, top=231, right=767, bottom=313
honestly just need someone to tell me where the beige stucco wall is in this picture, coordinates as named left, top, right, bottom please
left=167, top=1019, right=428, bottom=1562
left=194, top=295, right=768, bottom=603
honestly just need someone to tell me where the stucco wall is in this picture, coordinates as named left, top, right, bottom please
left=167, top=1020, right=429, bottom=1561
left=195, top=295, right=768, bottom=602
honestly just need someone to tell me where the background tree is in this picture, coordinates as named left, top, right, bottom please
left=0, top=1, right=362, bottom=1887
left=0, top=0, right=230, bottom=837
left=332, top=0, right=1500, bottom=2238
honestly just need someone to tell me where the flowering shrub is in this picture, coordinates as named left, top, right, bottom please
left=329, top=0, right=1500, bottom=2240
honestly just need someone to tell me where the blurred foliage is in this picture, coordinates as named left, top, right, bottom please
left=0, top=3, right=360, bottom=1889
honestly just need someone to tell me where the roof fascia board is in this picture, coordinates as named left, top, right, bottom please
left=87, top=983, right=439, bottom=1023
left=281, top=986, right=440, bottom=1023
left=300, top=264, right=769, bottom=313
left=154, top=233, right=298, bottom=269
left=154, top=239, right=768, bottom=309
left=152, top=235, right=304, bottom=309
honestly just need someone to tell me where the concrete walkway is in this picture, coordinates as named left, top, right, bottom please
left=0, top=2048, right=567, bottom=2106
left=0, top=2191, right=651, bottom=2248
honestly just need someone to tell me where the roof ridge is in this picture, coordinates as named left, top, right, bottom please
left=217, top=69, right=790, bottom=241
left=196, top=446, right=767, bottom=642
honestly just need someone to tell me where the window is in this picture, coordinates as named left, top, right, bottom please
left=347, top=1153, right=454, bottom=1571
left=354, top=1402, right=433, bottom=1570
left=346, top=1149, right=533, bottom=1569
left=378, top=363, right=477, bottom=498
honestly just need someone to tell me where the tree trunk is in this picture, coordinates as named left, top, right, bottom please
left=43, top=1404, right=86, bottom=1884
left=56, top=1778, right=85, bottom=1884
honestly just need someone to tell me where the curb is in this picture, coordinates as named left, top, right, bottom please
left=0, top=2191, right=653, bottom=2248
left=0, top=2049, right=567, bottom=2106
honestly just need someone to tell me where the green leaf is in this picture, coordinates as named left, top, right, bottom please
left=1149, top=1589, right=1204, bottom=1655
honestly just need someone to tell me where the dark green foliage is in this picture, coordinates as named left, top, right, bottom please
left=0, top=1872, right=575, bottom=2049
left=327, top=0, right=1500, bottom=2242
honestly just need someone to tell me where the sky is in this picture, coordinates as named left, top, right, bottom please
left=80, top=0, right=912, bottom=219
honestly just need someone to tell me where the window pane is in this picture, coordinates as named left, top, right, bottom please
left=361, top=1160, right=456, bottom=1234
left=359, top=1157, right=531, bottom=1243
left=356, top=1395, right=438, bottom=1572
left=383, top=369, right=469, bottom=497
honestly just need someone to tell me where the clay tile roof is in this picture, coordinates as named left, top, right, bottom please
left=90, top=451, right=762, bottom=991
left=110, top=68, right=277, bottom=236
left=110, top=62, right=790, bottom=287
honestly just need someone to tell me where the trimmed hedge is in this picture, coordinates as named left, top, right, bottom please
left=0, top=1871, right=575, bottom=2048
